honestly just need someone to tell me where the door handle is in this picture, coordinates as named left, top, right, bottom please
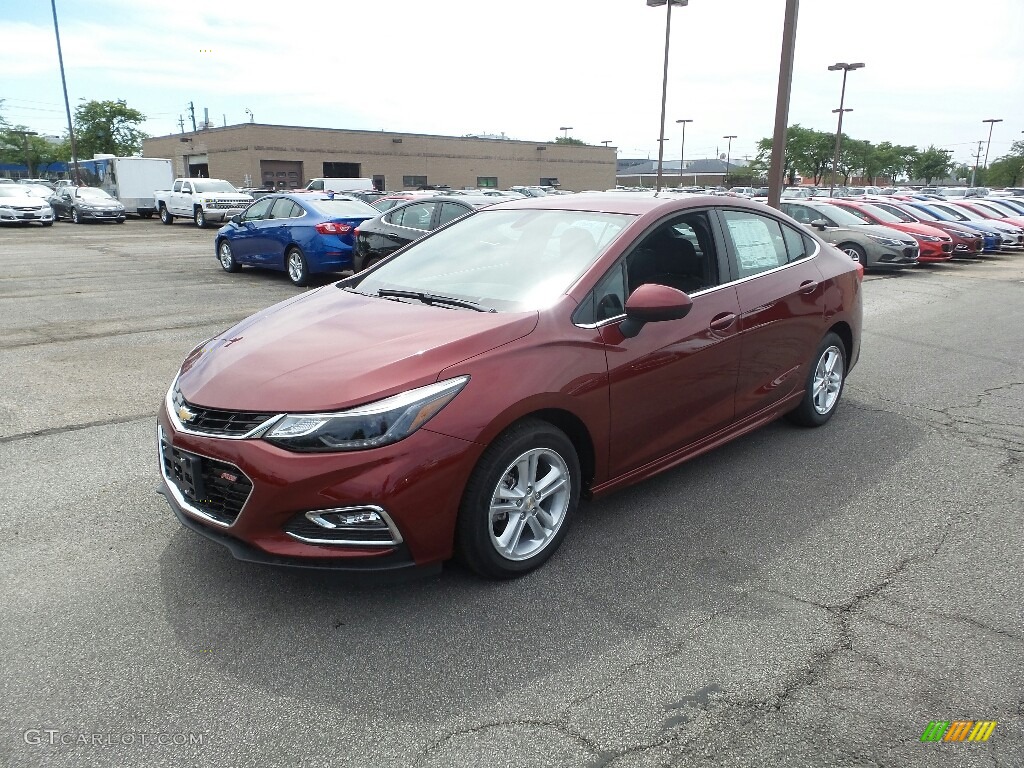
left=709, top=313, right=737, bottom=331
left=798, top=280, right=819, bottom=294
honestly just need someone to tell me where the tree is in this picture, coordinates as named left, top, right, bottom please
left=986, top=141, right=1024, bottom=187
left=754, top=124, right=836, bottom=186
left=554, top=136, right=585, bottom=146
left=73, top=99, right=147, bottom=158
left=912, top=145, right=954, bottom=185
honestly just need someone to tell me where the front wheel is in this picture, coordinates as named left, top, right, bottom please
left=218, top=240, right=241, bottom=273
left=286, top=247, right=309, bottom=286
left=160, top=206, right=173, bottom=225
left=786, top=332, right=847, bottom=427
left=194, top=208, right=207, bottom=228
left=456, top=419, right=580, bottom=579
left=839, top=242, right=867, bottom=270
left=71, top=208, right=81, bottom=224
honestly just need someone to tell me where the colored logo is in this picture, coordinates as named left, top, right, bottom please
left=176, top=404, right=196, bottom=423
left=920, top=721, right=997, bottom=742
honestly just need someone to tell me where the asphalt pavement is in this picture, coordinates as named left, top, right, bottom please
left=1, top=220, right=1021, bottom=767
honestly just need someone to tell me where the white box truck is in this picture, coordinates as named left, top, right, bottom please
left=70, top=156, right=174, bottom=218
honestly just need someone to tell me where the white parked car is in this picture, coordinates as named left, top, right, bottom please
left=0, top=186, right=54, bottom=226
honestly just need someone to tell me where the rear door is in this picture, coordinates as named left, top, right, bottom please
left=718, top=208, right=825, bottom=420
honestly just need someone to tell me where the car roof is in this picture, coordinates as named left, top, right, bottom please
left=482, top=192, right=773, bottom=217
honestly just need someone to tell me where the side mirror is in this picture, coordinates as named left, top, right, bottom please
left=230, top=214, right=242, bottom=225
left=810, top=218, right=829, bottom=230
left=619, top=283, right=693, bottom=338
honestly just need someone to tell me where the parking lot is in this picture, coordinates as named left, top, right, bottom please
left=2, top=220, right=1022, bottom=767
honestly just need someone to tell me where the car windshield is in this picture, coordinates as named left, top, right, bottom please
left=871, top=204, right=917, bottom=222
left=905, top=205, right=939, bottom=221
left=77, top=188, right=113, bottom=199
left=933, top=204, right=976, bottom=222
left=970, top=202, right=1009, bottom=218
left=940, top=188, right=967, bottom=197
left=855, top=203, right=902, bottom=223
left=350, top=209, right=634, bottom=312
left=812, top=204, right=869, bottom=226
left=193, top=180, right=238, bottom=193
left=306, top=198, right=379, bottom=217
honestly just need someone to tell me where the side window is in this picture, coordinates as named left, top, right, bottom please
left=625, top=211, right=721, bottom=296
left=395, top=201, right=437, bottom=231
left=436, top=202, right=470, bottom=228
left=309, top=180, right=323, bottom=190
left=181, top=182, right=192, bottom=194
left=269, top=198, right=300, bottom=219
left=782, top=223, right=815, bottom=263
left=241, top=197, right=274, bottom=222
left=720, top=210, right=789, bottom=278
left=172, top=180, right=182, bottom=193
left=782, top=203, right=812, bottom=225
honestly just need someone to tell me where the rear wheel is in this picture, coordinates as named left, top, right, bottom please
left=286, top=247, right=309, bottom=287
left=160, top=206, right=173, bottom=225
left=787, top=332, right=847, bottom=427
left=218, top=240, right=241, bottom=273
left=456, top=419, right=580, bottom=579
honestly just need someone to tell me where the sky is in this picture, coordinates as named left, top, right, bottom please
left=2, top=0, right=1022, bottom=168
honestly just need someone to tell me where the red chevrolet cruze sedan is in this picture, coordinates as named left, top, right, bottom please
left=158, top=194, right=862, bottom=578
left=829, top=199, right=954, bottom=262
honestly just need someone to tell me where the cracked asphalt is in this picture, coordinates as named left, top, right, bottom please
left=1, top=222, right=1021, bottom=767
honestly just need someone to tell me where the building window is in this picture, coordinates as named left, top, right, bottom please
left=477, top=176, right=498, bottom=188
left=540, top=177, right=559, bottom=187
left=324, top=162, right=361, bottom=177
left=403, top=175, right=428, bottom=188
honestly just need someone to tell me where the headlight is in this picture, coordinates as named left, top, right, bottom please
left=866, top=234, right=904, bottom=246
left=265, top=376, right=469, bottom=452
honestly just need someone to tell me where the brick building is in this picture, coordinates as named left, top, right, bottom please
left=142, top=124, right=616, bottom=192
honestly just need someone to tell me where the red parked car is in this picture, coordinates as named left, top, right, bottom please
left=830, top=200, right=953, bottom=262
left=158, top=195, right=863, bottom=578
left=865, top=200, right=984, bottom=258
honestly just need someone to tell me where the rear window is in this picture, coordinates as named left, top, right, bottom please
left=306, top=198, right=379, bottom=217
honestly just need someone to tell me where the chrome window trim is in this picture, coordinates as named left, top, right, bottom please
left=574, top=235, right=821, bottom=330
left=165, top=381, right=285, bottom=440
left=157, top=425, right=252, bottom=529
left=286, top=505, right=404, bottom=547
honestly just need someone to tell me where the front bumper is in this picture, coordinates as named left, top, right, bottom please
left=869, top=245, right=918, bottom=269
left=78, top=208, right=125, bottom=221
left=156, top=407, right=482, bottom=571
left=200, top=207, right=247, bottom=223
left=0, top=209, right=52, bottom=222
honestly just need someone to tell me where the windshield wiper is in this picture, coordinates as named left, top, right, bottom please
left=376, top=289, right=495, bottom=312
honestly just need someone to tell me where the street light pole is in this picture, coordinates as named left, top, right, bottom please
left=982, top=118, right=1002, bottom=171
left=828, top=62, right=864, bottom=198
left=559, top=126, right=574, bottom=140
left=51, top=0, right=81, bottom=185
left=676, top=118, right=692, bottom=187
left=648, top=0, right=688, bottom=193
left=767, top=0, right=799, bottom=209
left=723, top=135, right=736, bottom=187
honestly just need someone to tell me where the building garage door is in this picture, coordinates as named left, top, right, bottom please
left=260, top=160, right=304, bottom=190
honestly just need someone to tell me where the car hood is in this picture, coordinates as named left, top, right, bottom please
left=1, top=195, right=50, bottom=206
left=838, top=223, right=917, bottom=242
left=177, top=286, right=538, bottom=412
left=889, top=222, right=950, bottom=239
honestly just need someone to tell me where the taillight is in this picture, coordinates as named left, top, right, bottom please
left=315, top=222, right=353, bottom=235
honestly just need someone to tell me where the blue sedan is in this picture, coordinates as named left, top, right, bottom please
left=215, top=193, right=380, bottom=286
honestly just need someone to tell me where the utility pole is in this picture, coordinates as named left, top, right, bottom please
left=178, top=115, right=185, bottom=133
left=767, top=0, right=799, bottom=209
left=51, top=0, right=81, bottom=185
left=970, top=141, right=984, bottom=187
left=188, top=102, right=196, bottom=132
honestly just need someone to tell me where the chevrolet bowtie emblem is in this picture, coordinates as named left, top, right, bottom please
left=177, top=404, right=196, bottom=423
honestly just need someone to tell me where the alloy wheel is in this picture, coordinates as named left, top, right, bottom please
left=813, top=345, right=844, bottom=415
left=487, top=448, right=571, bottom=561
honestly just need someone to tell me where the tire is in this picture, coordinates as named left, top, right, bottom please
left=71, top=208, right=81, bottom=224
left=839, top=242, right=867, bottom=270
left=786, top=332, right=847, bottom=427
left=456, top=418, right=580, bottom=579
left=160, top=206, right=173, bottom=225
left=116, top=218, right=125, bottom=224
left=139, top=211, right=154, bottom=219
left=218, top=240, right=241, bottom=273
left=285, top=247, right=309, bottom=287
left=42, top=221, right=54, bottom=227
left=194, top=207, right=207, bottom=228
left=52, top=210, right=61, bottom=222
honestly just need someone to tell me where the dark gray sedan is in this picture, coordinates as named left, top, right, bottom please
left=50, top=186, right=126, bottom=224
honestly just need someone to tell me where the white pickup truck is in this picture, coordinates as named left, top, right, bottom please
left=155, top=178, right=253, bottom=228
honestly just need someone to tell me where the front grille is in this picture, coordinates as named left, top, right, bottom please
left=941, top=244, right=952, bottom=253
left=206, top=200, right=249, bottom=209
left=160, top=436, right=252, bottom=525
left=12, top=206, right=41, bottom=212
left=903, top=247, right=918, bottom=258
left=173, top=386, right=276, bottom=437
left=285, top=512, right=399, bottom=546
